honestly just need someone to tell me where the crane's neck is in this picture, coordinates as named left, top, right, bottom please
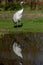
left=18, top=6, right=24, bottom=11
left=21, top=8, right=24, bottom=11
left=20, top=2, right=24, bottom=9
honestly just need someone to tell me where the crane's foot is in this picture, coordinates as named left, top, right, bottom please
left=14, top=25, right=17, bottom=28
left=14, top=23, right=23, bottom=28
left=18, top=23, right=23, bottom=27
left=14, top=22, right=18, bottom=28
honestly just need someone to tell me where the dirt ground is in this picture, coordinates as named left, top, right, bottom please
left=23, top=13, right=43, bottom=18
left=0, top=13, right=43, bottom=19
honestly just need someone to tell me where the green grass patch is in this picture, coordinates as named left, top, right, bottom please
left=0, top=16, right=43, bottom=34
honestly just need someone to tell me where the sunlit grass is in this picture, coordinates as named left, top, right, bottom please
left=0, top=16, right=43, bottom=34
left=0, top=6, right=43, bottom=34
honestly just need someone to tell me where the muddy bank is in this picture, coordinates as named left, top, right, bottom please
left=0, top=32, right=43, bottom=65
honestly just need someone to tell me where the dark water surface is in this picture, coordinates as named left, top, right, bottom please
left=0, top=32, right=43, bottom=65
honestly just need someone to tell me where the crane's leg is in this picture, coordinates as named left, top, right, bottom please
left=13, top=22, right=17, bottom=28
left=17, top=21, right=18, bottom=28
left=18, top=20, right=20, bottom=22
left=18, top=20, right=23, bottom=27
left=12, top=19, right=17, bottom=28
left=18, top=20, right=22, bottom=25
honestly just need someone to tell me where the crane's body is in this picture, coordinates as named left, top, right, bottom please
left=13, top=1, right=24, bottom=27
left=13, top=8, right=23, bottom=23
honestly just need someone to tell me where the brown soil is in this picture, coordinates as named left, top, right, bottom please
left=23, top=13, right=43, bottom=18
left=0, top=13, right=43, bottom=19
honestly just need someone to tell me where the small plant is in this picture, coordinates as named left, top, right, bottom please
left=4, top=3, right=22, bottom=11
left=0, top=4, right=5, bottom=11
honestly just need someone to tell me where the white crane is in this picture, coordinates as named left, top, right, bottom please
left=13, top=42, right=23, bottom=59
left=13, top=1, right=24, bottom=27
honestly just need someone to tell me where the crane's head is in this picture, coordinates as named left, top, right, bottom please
left=20, top=1, right=25, bottom=7
left=20, top=1, right=24, bottom=5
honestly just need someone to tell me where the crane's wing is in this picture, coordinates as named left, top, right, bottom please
left=13, top=9, right=23, bottom=22
left=13, top=42, right=23, bottom=58
left=13, top=13, right=18, bottom=22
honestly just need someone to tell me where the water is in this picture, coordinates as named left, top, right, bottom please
left=13, top=42, right=23, bottom=58
left=0, top=32, right=43, bottom=65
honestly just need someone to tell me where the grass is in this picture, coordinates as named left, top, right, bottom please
left=0, top=7, right=43, bottom=34
left=0, top=16, right=43, bottom=34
